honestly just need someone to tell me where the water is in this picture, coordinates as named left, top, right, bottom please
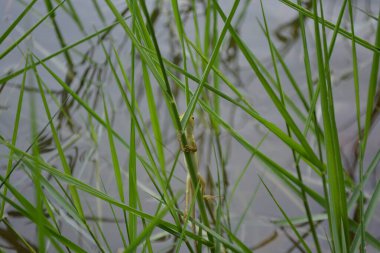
left=0, top=0, right=379, bottom=252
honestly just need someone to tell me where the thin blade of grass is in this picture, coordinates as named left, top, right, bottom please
left=212, top=0, right=322, bottom=170
left=125, top=194, right=179, bottom=253
left=32, top=56, right=84, bottom=217
left=279, top=0, right=379, bottom=54
left=29, top=76, right=46, bottom=253
left=181, top=0, right=240, bottom=129
left=0, top=139, right=215, bottom=247
left=0, top=20, right=122, bottom=84
left=259, top=176, right=312, bottom=253
left=312, top=0, right=349, bottom=251
left=347, top=0, right=364, bottom=250
left=259, top=2, right=321, bottom=250
left=0, top=57, right=29, bottom=217
left=0, top=1, right=65, bottom=60
left=0, top=0, right=38, bottom=44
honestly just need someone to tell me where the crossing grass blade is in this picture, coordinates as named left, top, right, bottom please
left=259, top=176, right=312, bottom=253
left=212, top=0, right=323, bottom=170
left=0, top=138, right=243, bottom=250
left=181, top=0, right=240, bottom=129
left=30, top=72, right=46, bottom=253
left=32, top=56, right=85, bottom=218
left=0, top=20, right=122, bottom=84
left=259, top=1, right=321, bottom=251
left=0, top=1, right=65, bottom=60
left=279, top=0, right=379, bottom=54
left=0, top=57, right=29, bottom=218
left=350, top=8, right=380, bottom=252
left=0, top=0, right=37, bottom=44
left=311, top=0, right=350, bottom=251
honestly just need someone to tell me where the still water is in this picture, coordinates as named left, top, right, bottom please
left=0, top=0, right=379, bottom=252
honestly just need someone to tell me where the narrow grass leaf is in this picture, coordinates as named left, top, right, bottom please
left=32, top=57, right=84, bottom=217
left=259, top=176, right=312, bottom=253
left=0, top=1, right=65, bottom=60
left=0, top=0, right=38, bottom=44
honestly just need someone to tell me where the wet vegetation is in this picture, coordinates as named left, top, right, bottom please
left=0, top=0, right=380, bottom=252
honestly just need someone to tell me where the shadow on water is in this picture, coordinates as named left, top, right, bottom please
left=0, top=218, right=37, bottom=253
left=274, top=1, right=312, bottom=56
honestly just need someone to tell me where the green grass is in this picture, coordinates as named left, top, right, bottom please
left=0, top=0, right=380, bottom=252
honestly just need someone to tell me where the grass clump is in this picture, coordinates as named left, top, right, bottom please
left=0, top=0, right=379, bottom=252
